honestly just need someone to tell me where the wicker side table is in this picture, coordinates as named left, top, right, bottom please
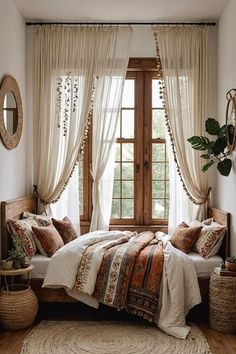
left=209, top=272, right=236, bottom=333
left=0, top=264, right=38, bottom=330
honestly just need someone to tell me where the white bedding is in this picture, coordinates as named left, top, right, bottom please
left=31, top=254, right=50, bottom=278
left=188, top=251, right=223, bottom=277
left=42, top=230, right=202, bottom=339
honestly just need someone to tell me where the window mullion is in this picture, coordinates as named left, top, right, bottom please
left=143, top=72, right=152, bottom=225
left=135, top=72, right=144, bottom=225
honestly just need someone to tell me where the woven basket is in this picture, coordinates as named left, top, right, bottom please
left=0, top=284, right=38, bottom=330
left=209, top=272, right=236, bottom=333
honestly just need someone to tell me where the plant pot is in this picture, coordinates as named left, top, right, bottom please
left=225, top=260, right=236, bottom=272
left=13, top=259, right=22, bottom=269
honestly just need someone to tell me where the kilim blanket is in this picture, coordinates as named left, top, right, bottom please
left=126, top=239, right=164, bottom=321
left=93, top=231, right=164, bottom=321
left=73, top=235, right=131, bottom=295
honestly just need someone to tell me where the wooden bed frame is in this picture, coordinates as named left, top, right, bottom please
left=1, top=195, right=230, bottom=303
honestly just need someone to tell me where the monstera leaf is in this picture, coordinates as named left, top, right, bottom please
left=188, top=118, right=232, bottom=177
left=187, top=136, right=210, bottom=150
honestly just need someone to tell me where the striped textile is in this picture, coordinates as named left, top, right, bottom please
left=93, top=232, right=164, bottom=321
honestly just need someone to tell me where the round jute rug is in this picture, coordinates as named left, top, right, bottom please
left=20, top=321, right=211, bottom=354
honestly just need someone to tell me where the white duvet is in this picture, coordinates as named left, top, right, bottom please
left=42, top=230, right=201, bottom=339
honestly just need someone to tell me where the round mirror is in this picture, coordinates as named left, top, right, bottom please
left=226, top=88, right=236, bottom=153
left=0, top=75, right=23, bottom=149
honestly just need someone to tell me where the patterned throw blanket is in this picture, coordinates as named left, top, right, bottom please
left=92, top=231, right=164, bottom=322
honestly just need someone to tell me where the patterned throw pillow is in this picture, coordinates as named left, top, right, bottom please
left=7, top=219, right=37, bottom=258
left=52, top=216, right=77, bottom=244
left=190, top=220, right=226, bottom=259
left=171, top=222, right=203, bottom=254
left=22, top=211, right=52, bottom=226
left=32, top=224, right=64, bottom=257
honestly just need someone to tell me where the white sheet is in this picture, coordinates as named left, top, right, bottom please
left=188, top=251, right=223, bottom=277
left=31, top=254, right=50, bottom=278
left=42, top=231, right=201, bottom=339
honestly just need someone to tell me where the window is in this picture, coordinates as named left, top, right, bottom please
left=79, top=59, right=169, bottom=230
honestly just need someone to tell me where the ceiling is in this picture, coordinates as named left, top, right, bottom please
left=13, top=0, right=229, bottom=23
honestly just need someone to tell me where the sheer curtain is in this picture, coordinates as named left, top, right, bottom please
left=153, top=26, right=212, bottom=229
left=33, top=26, right=132, bottom=230
left=90, top=29, right=133, bottom=231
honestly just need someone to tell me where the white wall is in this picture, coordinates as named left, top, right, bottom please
left=0, top=1, right=31, bottom=249
left=213, top=0, right=236, bottom=255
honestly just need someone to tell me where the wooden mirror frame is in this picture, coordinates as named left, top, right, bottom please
left=0, top=75, right=23, bottom=149
left=226, top=88, right=236, bottom=153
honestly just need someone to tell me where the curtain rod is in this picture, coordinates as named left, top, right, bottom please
left=26, top=21, right=216, bottom=26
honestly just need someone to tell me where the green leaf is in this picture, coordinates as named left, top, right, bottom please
left=219, top=124, right=227, bottom=136
left=217, top=159, right=232, bottom=176
left=200, top=154, right=211, bottom=159
left=187, top=136, right=210, bottom=150
left=211, top=136, right=228, bottom=155
left=205, top=118, right=220, bottom=136
left=202, top=160, right=215, bottom=172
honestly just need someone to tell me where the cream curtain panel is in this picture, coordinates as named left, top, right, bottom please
left=89, top=32, right=132, bottom=230
left=33, top=26, right=132, bottom=226
left=153, top=26, right=212, bottom=223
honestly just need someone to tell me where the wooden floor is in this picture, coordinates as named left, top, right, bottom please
left=0, top=302, right=235, bottom=354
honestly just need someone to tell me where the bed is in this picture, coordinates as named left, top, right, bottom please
left=1, top=194, right=230, bottom=304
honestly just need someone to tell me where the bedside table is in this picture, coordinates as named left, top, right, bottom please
left=209, top=271, right=236, bottom=333
left=0, top=264, right=38, bottom=330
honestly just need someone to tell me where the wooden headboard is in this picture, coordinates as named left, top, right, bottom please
left=1, top=195, right=37, bottom=259
left=0, top=195, right=230, bottom=259
left=208, top=207, right=230, bottom=259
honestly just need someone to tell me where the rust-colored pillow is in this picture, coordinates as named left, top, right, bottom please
left=52, top=217, right=77, bottom=244
left=171, top=222, right=202, bottom=254
left=32, top=224, right=64, bottom=257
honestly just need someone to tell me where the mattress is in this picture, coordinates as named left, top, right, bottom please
left=187, top=251, right=223, bottom=277
left=30, top=250, right=223, bottom=279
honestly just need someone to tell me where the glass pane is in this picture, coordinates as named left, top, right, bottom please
left=121, top=199, right=134, bottom=218
left=152, top=110, right=165, bottom=139
left=122, top=80, right=134, bottom=108
left=152, top=163, right=165, bottom=180
left=122, top=143, right=134, bottom=161
left=166, top=181, right=170, bottom=198
left=165, top=200, right=169, bottom=219
left=122, top=163, right=133, bottom=180
left=113, top=181, right=121, bottom=198
left=115, top=144, right=120, bottom=161
left=152, top=144, right=165, bottom=162
left=166, top=163, right=169, bottom=179
left=152, top=80, right=163, bottom=108
left=152, top=181, right=165, bottom=198
left=122, top=181, right=134, bottom=198
left=152, top=199, right=165, bottom=219
left=121, top=110, right=134, bottom=138
left=114, top=163, right=120, bottom=179
left=79, top=198, right=83, bottom=215
left=111, top=199, right=121, bottom=219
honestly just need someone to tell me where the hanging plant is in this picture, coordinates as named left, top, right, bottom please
left=187, top=118, right=232, bottom=176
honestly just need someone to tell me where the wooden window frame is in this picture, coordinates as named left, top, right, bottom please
left=80, top=58, right=169, bottom=233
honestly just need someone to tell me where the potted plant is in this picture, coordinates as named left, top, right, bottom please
left=188, top=118, right=232, bottom=176
left=8, top=237, right=26, bottom=269
left=225, top=256, right=236, bottom=272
